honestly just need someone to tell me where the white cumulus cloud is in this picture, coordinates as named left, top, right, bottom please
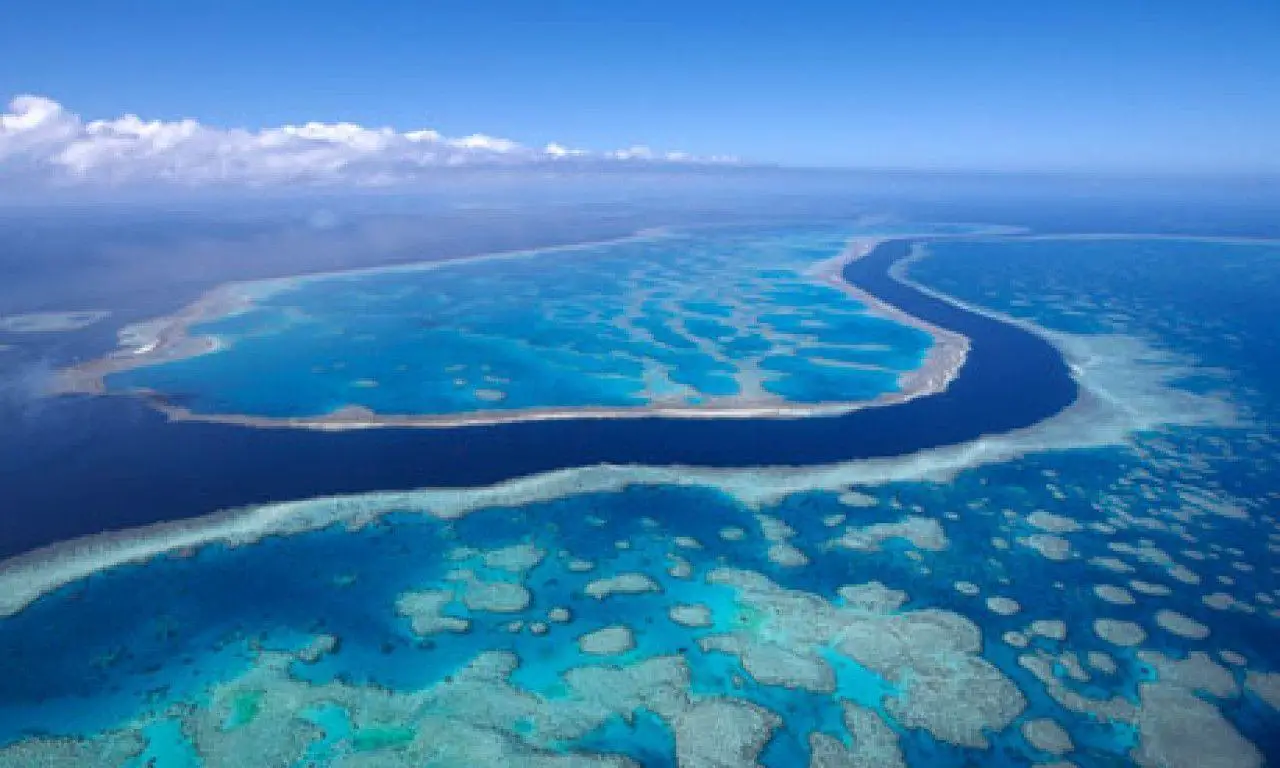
left=0, top=95, right=737, bottom=189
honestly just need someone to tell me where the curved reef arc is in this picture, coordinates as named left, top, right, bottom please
left=59, top=230, right=980, bottom=430
left=3, top=233, right=1094, bottom=562
left=1, top=237, right=1247, bottom=618
left=0, top=231, right=1268, bottom=768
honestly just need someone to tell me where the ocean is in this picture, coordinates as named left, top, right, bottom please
left=0, top=190, right=1277, bottom=766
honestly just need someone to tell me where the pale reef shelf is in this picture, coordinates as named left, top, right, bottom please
left=55, top=228, right=673, bottom=401
left=57, top=233, right=971, bottom=430
left=0, top=237, right=1242, bottom=618
left=0, top=310, right=109, bottom=334
left=2, top=231, right=1274, bottom=768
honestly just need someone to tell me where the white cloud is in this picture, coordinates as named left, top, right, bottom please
left=542, top=142, right=586, bottom=158
left=0, top=95, right=737, bottom=189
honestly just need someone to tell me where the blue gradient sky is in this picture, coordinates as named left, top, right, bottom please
left=2, top=0, right=1277, bottom=172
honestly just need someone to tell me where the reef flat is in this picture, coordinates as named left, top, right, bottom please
left=61, top=224, right=992, bottom=429
left=0, top=309, right=108, bottom=333
left=1, top=231, right=1081, bottom=560
left=2, top=233, right=1277, bottom=766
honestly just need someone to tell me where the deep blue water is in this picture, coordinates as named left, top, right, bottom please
left=9, top=188, right=1276, bottom=558
left=0, top=238, right=1075, bottom=559
left=912, top=237, right=1280, bottom=412
left=1, top=210, right=1278, bottom=766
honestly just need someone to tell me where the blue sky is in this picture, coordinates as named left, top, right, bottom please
left=2, top=0, right=1278, bottom=173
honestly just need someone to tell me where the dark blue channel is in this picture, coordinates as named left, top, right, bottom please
left=0, top=239, right=1077, bottom=558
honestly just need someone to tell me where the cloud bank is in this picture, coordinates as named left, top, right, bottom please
left=0, top=95, right=737, bottom=189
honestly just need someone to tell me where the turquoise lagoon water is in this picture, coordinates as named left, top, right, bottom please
left=103, top=225, right=976, bottom=420
left=2, top=234, right=1278, bottom=766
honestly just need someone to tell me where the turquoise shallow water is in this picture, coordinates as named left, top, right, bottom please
left=2, top=233, right=1278, bottom=766
left=103, top=225, right=962, bottom=420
